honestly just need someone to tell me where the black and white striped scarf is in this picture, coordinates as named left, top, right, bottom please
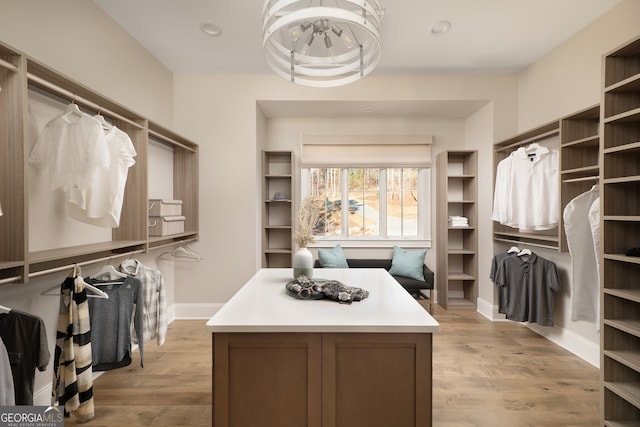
left=51, top=275, right=94, bottom=421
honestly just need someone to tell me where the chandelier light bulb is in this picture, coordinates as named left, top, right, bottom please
left=332, top=26, right=356, bottom=49
left=289, top=23, right=308, bottom=42
left=300, top=32, right=315, bottom=57
left=324, top=33, right=336, bottom=62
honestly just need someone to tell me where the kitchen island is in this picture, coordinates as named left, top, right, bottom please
left=206, top=268, right=439, bottom=427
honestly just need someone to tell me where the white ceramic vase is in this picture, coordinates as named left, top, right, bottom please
left=292, top=247, right=314, bottom=279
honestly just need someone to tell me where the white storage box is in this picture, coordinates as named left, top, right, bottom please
left=148, top=199, right=183, bottom=216
left=149, top=215, right=185, bottom=236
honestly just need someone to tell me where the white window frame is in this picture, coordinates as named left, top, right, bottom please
left=300, top=167, right=431, bottom=248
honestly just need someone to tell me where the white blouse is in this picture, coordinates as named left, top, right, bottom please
left=29, top=112, right=109, bottom=209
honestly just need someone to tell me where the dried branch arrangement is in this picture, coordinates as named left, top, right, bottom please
left=294, top=197, right=320, bottom=248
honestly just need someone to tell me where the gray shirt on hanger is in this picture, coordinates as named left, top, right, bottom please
left=87, top=276, right=144, bottom=370
left=494, top=252, right=561, bottom=326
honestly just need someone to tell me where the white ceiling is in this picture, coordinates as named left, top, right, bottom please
left=93, top=0, right=621, bottom=117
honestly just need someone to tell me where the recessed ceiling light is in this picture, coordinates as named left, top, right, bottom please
left=431, top=21, right=451, bottom=35
left=200, top=22, right=223, bottom=37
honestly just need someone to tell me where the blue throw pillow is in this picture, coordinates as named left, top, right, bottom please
left=388, top=245, right=426, bottom=281
left=318, top=244, right=349, bottom=268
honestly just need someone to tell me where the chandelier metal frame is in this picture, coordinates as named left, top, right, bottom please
left=262, top=0, right=383, bottom=87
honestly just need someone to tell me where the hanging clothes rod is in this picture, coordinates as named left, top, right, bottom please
left=562, top=176, right=599, bottom=183
left=0, top=275, right=21, bottom=286
left=495, top=130, right=560, bottom=153
left=0, top=58, right=18, bottom=73
left=149, top=129, right=196, bottom=153
left=26, top=73, right=144, bottom=130
left=150, top=237, right=198, bottom=252
left=28, top=249, right=145, bottom=279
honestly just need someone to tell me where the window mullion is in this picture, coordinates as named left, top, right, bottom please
left=341, top=168, right=349, bottom=238
left=379, top=169, right=387, bottom=238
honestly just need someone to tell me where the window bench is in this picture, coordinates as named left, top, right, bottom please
left=314, top=258, right=434, bottom=306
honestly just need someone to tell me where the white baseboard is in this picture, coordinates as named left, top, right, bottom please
left=524, top=322, right=600, bottom=368
left=476, top=297, right=507, bottom=321
left=476, top=297, right=599, bottom=368
left=34, top=385, right=52, bottom=406
left=173, top=302, right=224, bottom=319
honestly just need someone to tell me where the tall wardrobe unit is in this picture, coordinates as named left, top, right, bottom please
left=0, top=40, right=199, bottom=286
left=600, top=35, right=640, bottom=426
left=261, top=151, right=294, bottom=268
left=436, top=150, right=478, bottom=310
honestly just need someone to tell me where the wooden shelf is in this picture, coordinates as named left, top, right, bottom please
left=602, top=65, right=640, bottom=418
left=493, top=230, right=559, bottom=242
left=262, top=151, right=294, bottom=268
left=604, top=108, right=640, bottom=124
left=606, top=350, right=640, bottom=373
left=0, top=40, right=199, bottom=284
left=604, top=319, right=640, bottom=338
left=493, top=120, right=562, bottom=250
left=605, top=73, right=640, bottom=94
left=445, top=298, right=476, bottom=310
left=561, top=165, right=599, bottom=175
left=604, top=141, right=640, bottom=154
left=561, top=134, right=599, bottom=147
left=264, top=248, right=292, bottom=254
left=447, top=273, right=476, bottom=281
left=605, top=289, right=640, bottom=304
left=604, top=382, right=640, bottom=410
left=448, top=249, right=475, bottom=255
left=604, top=421, right=640, bottom=427
left=436, top=150, right=477, bottom=310
left=558, top=104, right=600, bottom=252
left=604, top=253, right=640, bottom=264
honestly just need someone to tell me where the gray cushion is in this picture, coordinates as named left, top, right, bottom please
left=314, top=258, right=434, bottom=291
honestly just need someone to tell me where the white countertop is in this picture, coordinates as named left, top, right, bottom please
left=206, top=268, right=439, bottom=333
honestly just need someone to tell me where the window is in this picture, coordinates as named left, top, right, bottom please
left=304, top=167, right=430, bottom=241
left=300, top=134, right=433, bottom=244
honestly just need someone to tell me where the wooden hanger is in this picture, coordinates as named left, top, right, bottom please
left=507, top=246, right=520, bottom=254
left=0, top=304, right=11, bottom=314
left=517, top=248, right=532, bottom=257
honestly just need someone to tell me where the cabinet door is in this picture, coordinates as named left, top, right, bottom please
left=321, top=333, right=432, bottom=427
left=213, top=333, right=322, bottom=427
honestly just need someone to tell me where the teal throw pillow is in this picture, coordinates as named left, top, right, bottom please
left=388, top=245, right=427, bottom=281
left=318, top=244, right=349, bottom=268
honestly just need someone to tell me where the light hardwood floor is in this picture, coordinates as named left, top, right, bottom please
left=67, top=302, right=600, bottom=427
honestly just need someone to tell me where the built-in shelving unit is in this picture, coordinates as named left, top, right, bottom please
left=0, top=40, right=199, bottom=285
left=262, top=151, right=294, bottom=268
left=493, top=121, right=561, bottom=250
left=436, top=150, right=478, bottom=310
left=600, top=35, right=640, bottom=426
left=559, top=105, right=600, bottom=252
left=147, top=122, right=199, bottom=251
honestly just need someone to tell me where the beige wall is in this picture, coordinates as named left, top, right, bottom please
left=518, top=0, right=640, bottom=130
left=0, top=0, right=174, bottom=125
left=464, top=103, right=495, bottom=306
